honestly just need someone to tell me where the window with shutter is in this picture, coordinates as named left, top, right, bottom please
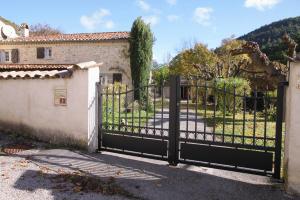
left=37, top=47, right=45, bottom=59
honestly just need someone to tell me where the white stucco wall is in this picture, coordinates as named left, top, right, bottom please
left=284, top=61, right=300, bottom=196
left=0, top=66, right=99, bottom=151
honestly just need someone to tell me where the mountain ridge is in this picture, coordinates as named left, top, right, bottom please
left=238, top=16, right=300, bottom=63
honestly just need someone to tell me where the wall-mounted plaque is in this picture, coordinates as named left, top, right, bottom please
left=54, top=88, right=67, bottom=106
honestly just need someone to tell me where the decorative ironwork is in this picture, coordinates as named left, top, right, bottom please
left=98, top=75, right=286, bottom=179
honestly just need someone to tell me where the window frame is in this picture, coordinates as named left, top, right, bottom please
left=37, top=47, right=53, bottom=59
left=44, top=47, right=52, bottom=59
left=0, top=50, right=12, bottom=63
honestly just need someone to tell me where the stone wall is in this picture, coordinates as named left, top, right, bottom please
left=0, top=41, right=132, bottom=87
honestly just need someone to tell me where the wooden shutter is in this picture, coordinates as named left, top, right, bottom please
left=37, top=47, right=45, bottom=59
left=11, top=49, right=19, bottom=63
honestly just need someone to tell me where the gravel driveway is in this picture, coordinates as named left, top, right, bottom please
left=0, top=132, right=297, bottom=200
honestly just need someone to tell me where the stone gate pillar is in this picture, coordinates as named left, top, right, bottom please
left=284, top=60, right=300, bottom=195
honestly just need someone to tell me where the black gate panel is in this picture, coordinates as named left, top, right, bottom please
left=102, top=133, right=168, bottom=156
left=180, top=143, right=273, bottom=171
left=98, top=76, right=286, bottom=179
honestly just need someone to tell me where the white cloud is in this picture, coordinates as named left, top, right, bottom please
left=105, top=20, right=115, bottom=29
left=244, top=0, right=280, bottom=11
left=167, top=15, right=180, bottom=22
left=137, top=0, right=151, bottom=11
left=166, top=0, right=177, bottom=6
left=193, top=7, right=213, bottom=26
left=143, top=15, right=160, bottom=26
left=80, top=9, right=115, bottom=30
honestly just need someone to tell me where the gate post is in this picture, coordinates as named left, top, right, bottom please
left=168, top=75, right=180, bottom=166
left=97, top=82, right=103, bottom=151
left=274, top=82, right=286, bottom=179
left=284, top=61, right=300, bottom=195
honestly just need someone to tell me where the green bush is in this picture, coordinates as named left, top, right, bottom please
left=102, top=83, right=154, bottom=128
left=215, top=77, right=251, bottom=113
left=267, top=104, right=277, bottom=121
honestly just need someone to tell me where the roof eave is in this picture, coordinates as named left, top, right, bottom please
left=0, top=38, right=130, bottom=45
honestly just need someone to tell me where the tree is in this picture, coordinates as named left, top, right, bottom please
left=169, top=43, right=218, bottom=80
left=129, top=17, right=154, bottom=101
left=152, top=65, right=170, bottom=95
left=152, top=65, right=170, bottom=84
left=30, top=23, right=62, bottom=36
left=215, top=38, right=250, bottom=78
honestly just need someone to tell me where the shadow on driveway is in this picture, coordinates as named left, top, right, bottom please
left=5, top=149, right=294, bottom=200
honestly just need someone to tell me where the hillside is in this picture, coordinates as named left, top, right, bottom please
left=0, top=16, right=19, bottom=30
left=238, top=16, right=300, bottom=63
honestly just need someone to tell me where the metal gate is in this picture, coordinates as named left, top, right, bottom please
left=98, top=75, right=286, bottom=179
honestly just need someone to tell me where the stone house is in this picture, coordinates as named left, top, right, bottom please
left=0, top=18, right=132, bottom=86
left=0, top=17, right=132, bottom=150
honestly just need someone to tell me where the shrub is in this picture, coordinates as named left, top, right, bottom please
left=214, top=77, right=251, bottom=113
left=267, top=104, right=277, bottom=121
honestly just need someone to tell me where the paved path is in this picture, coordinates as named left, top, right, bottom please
left=0, top=132, right=297, bottom=200
left=145, top=108, right=213, bottom=140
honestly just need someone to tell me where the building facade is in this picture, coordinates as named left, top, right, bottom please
left=0, top=18, right=132, bottom=86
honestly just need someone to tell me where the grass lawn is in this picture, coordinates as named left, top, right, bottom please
left=102, top=97, right=285, bottom=176
left=196, top=106, right=277, bottom=147
left=102, top=97, right=279, bottom=148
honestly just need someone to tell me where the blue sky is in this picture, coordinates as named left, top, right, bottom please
left=1, top=0, right=300, bottom=63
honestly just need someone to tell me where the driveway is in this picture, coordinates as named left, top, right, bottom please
left=145, top=108, right=213, bottom=139
left=0, top=132, right=297, bottom=200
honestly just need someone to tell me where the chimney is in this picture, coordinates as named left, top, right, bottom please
left=20, top=23, right=29, bottom=37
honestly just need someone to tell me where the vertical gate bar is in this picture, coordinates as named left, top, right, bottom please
left=274, top=82, right=285, bottom=179
left=264, top=89, right=268, bottom=148
left=139, top=87, right=143, bottom=155
left=146, top=83, right=149, bottom=134
left=125, top=85, right=128, bottom=131
left=118, top=86, right=121, bottom=131
left=186, top=84, right=189, bottom=140
left=253, top=87, right=257, bottom=146
left=97, top=83, right=103, bottom=151
left=204, top=81, right=207, bottom=141
left=106, top=87, right=109, bottom=129
left=138, top=88, right=141, bottom=134
left=195, top=81, right=199, bottom=140
left=168, top=75, right=180, bottom=166
left=112, top=86, right=115, bottom=130
left=232, top=84, right=236, bottom=144
left=154, top=86, right=156, bottom=135
left=222, top=82, right=226, bottom=143
left=242, top=88, right=246, bottom=145
left=213, top=80, right=217, bottom=142
left=131, top=88, right=134, bottom=134
left=161, top=84, right=164, bottom=137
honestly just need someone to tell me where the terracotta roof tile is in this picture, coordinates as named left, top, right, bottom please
left=0, top=70, right=72, bottom=79
left=0, top=32, right=130, bottom=43
left=0, top=64, right=74, bottom=71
